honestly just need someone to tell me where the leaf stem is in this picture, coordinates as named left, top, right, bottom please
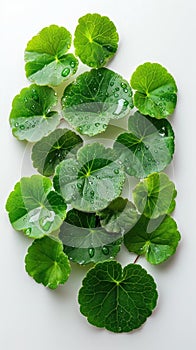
left=133, top=255, right=140, bottom=264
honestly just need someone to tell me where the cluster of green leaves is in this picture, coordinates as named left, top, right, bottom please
left=6, top=13, right=180, bottom=334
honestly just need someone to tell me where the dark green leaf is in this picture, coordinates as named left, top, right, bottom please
left=6, top=175, right=67, bottom=239
left=133, top=172, right=177, bottom=218
left=61, top=68, right=133, bottom=136
left=78, top=261, right=158, bottom=332
left=74, top=13, right=119, bottom=68
left=113, top=111, right=175, bottom=178
left=131, top=62, right=177, bottom=118
left=25, top=25, right=78, bottom=86
left=59, top=209, right=122, bottom=265
left=25, top=236, right=71, bottom=289
left=32, top=128, right=83, bottom=176
left=98, top=197, right=139, bottom=234
left=53, top=143, right=125, bottom=212
left=9, top=84, right=60, bottom=142
left=124, top=215, right=181, bottom=264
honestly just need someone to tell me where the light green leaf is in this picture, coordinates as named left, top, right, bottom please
left=25, top=25, right=78, bottom=86
left=74, top=13, right=119, bottom=68
left=61, top=68, right=133, bottom=136
left=113, top=111, right=175, bottom=178
left=78, top=261, right=158, bottom=332
left=53, top=142, right=125, bottom=212
left=131, top=62, right=177, bottom=118
left=32, top=128, right=83, bottom=176
left=25, top=236, right=71, bottom=289
left=9, top=84, right=60, bottom=142
left=59, top=209, right=122, bottom=265
left=6, top=175, right=67, bottom=239
left=133, top=172, right=177, bottom=218
left=98, top=197, right=139, bottom=234
left=124, top=215, right=181, bottom=264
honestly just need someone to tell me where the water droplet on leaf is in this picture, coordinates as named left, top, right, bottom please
left=61, top=68, right=70, bottom=77
left=102, top=246, right=109, bottom=255
left=88, top=248, right=95, bottom=258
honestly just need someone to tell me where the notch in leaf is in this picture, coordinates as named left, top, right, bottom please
left=25, top=236, right=71, bottom=289
left=61, top=67, right=133, bottom=136
left=133, top=172, right=177, bottom=219
left=130, top=62, right=177, bottom=118
left=113, top=111, right=175, bottom=178
left=9, top=84, right=60, bottom=142
left=53, top=142, right=125, bottom=212
left=32, top=128, right=83, bottom=177
left=97, top=197, right=139, bottom=234
left=59, top=209, right=122, bottom=265
left=124, top=215, right=181, bottom=264
left=78, top=261, right=158, bottom=333
left=25, top=25, right=79, bottom=86
left=6, top=175, right=67, bottom=239
left=74, top=13, right=119, bottom=68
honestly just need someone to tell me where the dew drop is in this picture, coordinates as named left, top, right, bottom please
left=39, top=216, right=54, bottom=231
left=123, top=88, right=128, bottom=93
left=102, top=246, right=109, bottom=255
left=70, top=61, right=76, bottom=68
left=110, top=81, right=114, bottom=86
left=88, top=248, right=95, bottom=258
left=103, top=124, right=107, bottom=129
left=61, top=67, right=70, bottom=77
left=77, top=183, right=83, bottom=189
left=15, top=122, right=19, bottom=127
left=25, top=228, right=32, bottom=235
left=95, top=122, right=100, bottom=127
left=114, top=93, right=119, bottom=98
left=90, top=190, right=94, bottom=197
left=123, top=100, right=129, bottom=107
left=121, top=82, right=127, bottom=89
left=159, top=126, right=166, bottom=137
left=114, top=168, right=119, bottom=174
left=20, top=125, right=25, bottom=130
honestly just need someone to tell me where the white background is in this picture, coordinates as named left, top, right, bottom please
left=0, top=0, right=195, bottom=349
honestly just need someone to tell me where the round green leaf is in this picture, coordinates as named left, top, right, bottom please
left=133, top=172, right=177, bottom=218
left=6, top=175, right=67, bottom=239
left=61, top=68, right=133, bottom=136
left=53, top=143, right=125, bottom=212
left=98, top=197, right=139, bottom=234
left=32, top=128, right=83, bottom=176
left=25, top=236, right=71, bottom=289
left=113, top=111, right=175, bottom=178
left=59, top=209, right=122, bottom=265
left=124, top=215, right=181, bottom=264
left=131, top=62, right=177, bottom=118
left=78, top=261, right=158, bottom=332
left=74, top=13, right=119, bottom=68
left=25, top=25, right=78, bottom=86
left=9, top=84, right=60, bottom=142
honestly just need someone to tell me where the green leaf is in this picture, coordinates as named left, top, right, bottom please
left=25, top=236, right=71, bottom=289
left=133, top=172, right=177, bottom=218
left=25, top=25, right=78, bottom=86
left=61, top=68, right=133, bottom=136
left=53, top=143, right=125, bottom=212
left=131, top=62, right=177, bottom=118
left=74, top=13, right=119, bottom=68
left=59, top=209, right=122, bottom=265
left=6, top=175, right=67, bottom=239
left=9, top=84, right=60, bottom=142
left=113, top=111, right=175, bottom=178
left=124, top=215, right=181, bottom=264
left=78, top=261, right=158, bottom=332
left=98, top=197, right=139, bottom=234
left=32, top=128, right=83, bottom=176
